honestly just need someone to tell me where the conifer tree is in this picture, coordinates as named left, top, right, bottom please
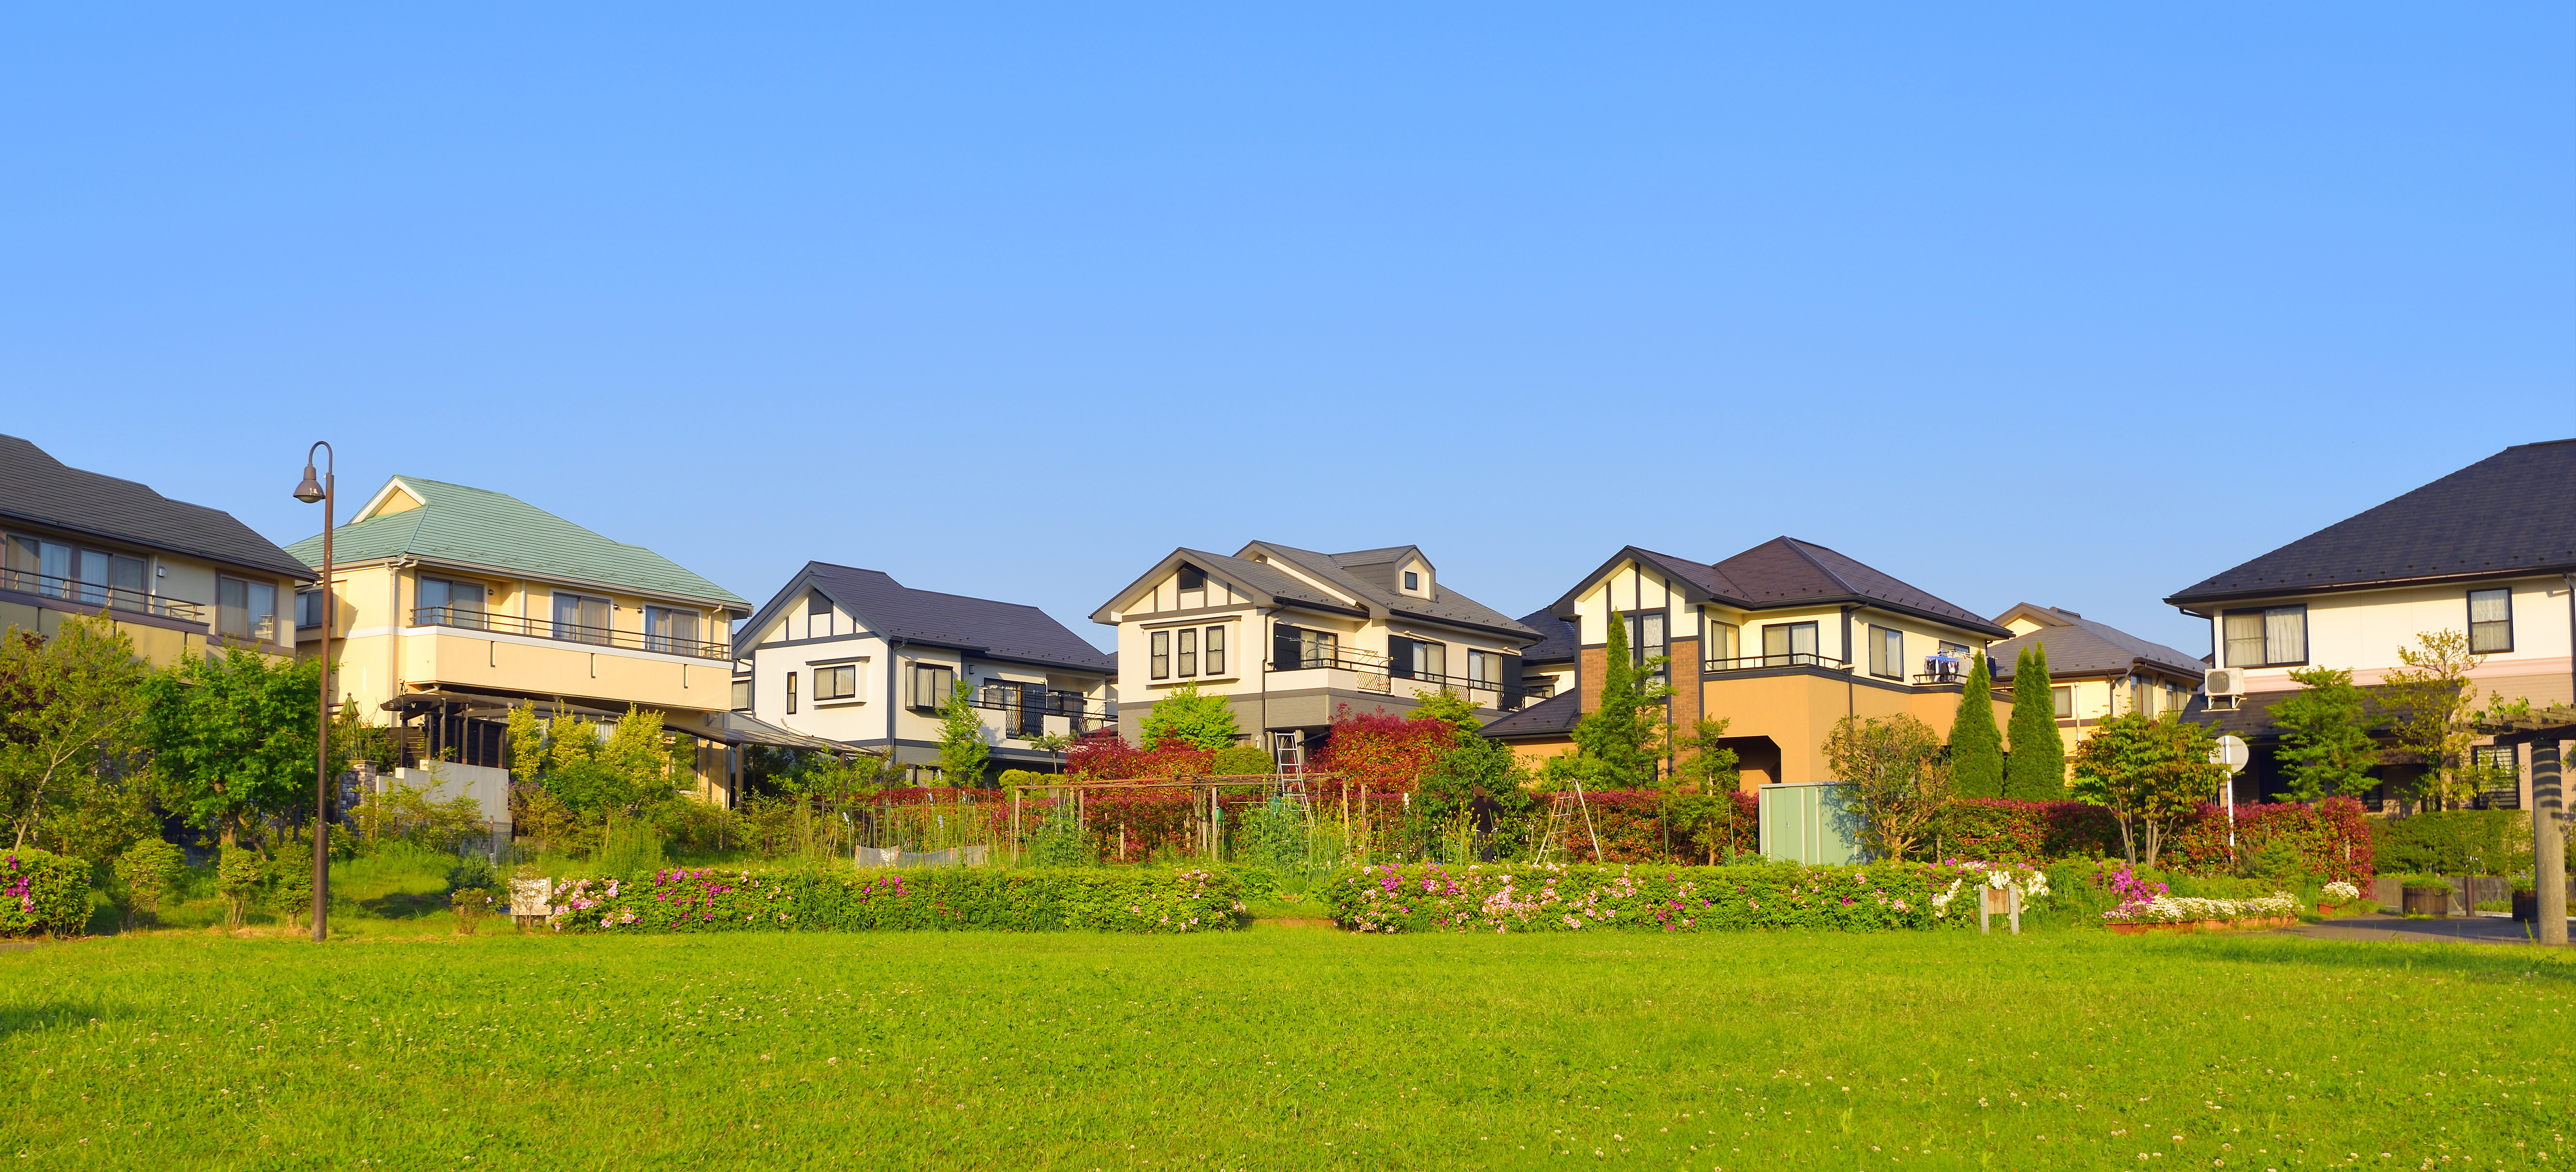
left=1946, top=652, right=2004, bottom=798
left=1565, top=608, right=1664, bottom=788
left=2003, top=644, right=2065, bottom=800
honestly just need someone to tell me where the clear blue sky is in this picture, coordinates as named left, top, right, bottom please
left=5, top=5, right=2569, bottom=655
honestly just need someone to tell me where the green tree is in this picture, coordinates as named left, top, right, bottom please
left=2003, top=645, right=2065, bottom=800
left=1821, top=714, right=1950, bottom=861
left=1406, top=689, right=1484, bottom=739
left=142, top=647, right=324, bottom=850
left=1565, top=608, right=1667, bottom=788
left=1946, top=653, right=2005, bottom=799
left=1138, top=680, right=1242, bottom=751
left=2272, top=666, right=2381, bottom=801
left=937, top=680, right=991, bottom=786
left=2069, top=713, right=2223, bottom=868
left=111, top=838, right=186, bottom=928
left=2380, top=629, right=2501, bottom=809
left=0, top=617, right=152, bottom=853
left=1666, top=720, right=1744, bottom=864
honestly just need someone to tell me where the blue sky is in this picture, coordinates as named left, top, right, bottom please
left=4, top=5, right=2569, bottom=654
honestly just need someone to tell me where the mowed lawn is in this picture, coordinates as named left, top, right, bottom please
left=0, top=926, right=2564, bottom=1170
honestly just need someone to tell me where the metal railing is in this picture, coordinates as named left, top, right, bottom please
left=1912, top=659, right=1970, bottom=685
left=1704, top=652, right=1850, bottom=673
left=409, top=606, right=732, bottom=661
left=0, top=568, right=204, bottom=621
left=1268, top=651, right=1514, bottom=700
left=970, top=685, right=1116, bottom=734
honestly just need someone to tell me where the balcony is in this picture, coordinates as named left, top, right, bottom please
left=0, top=568, right=204, bottom=622
left=410, top=606, right=731, bottom=661
left=970, top=684, right=1117, bottom=737
left=1704, top=652, right=1850, bottom=674
left=1911, top=657, right=1971, bottom=686
left=1271, top=650, right=1516, bottom=706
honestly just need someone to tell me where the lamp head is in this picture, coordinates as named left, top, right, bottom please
left=293, top=465, right=325, bottom=504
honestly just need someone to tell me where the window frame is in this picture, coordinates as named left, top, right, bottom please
left=813, top=665, right=858, bottom=702
left=910, top=664, right=955, bottom=710
left=1177, top=627, right=1199, bottom=677
left=786, top=671, right=799, bottom=715
left=297, top=589, right=325, bottom=630
left=1866, top=624, right=1903, bottom=680
left=217, top=575, right=279, bottom=643
left=1402, top=570, right=1420, bottom=591
left=730, top=678, right=753, bottom=712
left=1759, top=621, right=1819, bottom=666
left=2051, top=685, right=2073, bottom=719
left=1204, top=625, right=1225, bottom=675
left=1150, top=630, right=1171, bottom=680
left=2467, top=588, right=2513, bottom=654
left=1705, top=619, right=1741, bottom=664
left=2220, top=605, right=2308, bottom=668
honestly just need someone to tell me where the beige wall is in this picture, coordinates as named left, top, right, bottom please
left=2205, top=576, right=2572, bottom=704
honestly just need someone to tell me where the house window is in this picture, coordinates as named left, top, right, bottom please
left=785, top=672, right=799, bottom=715
left=1150, top=630, right=1171, bottom=679
left=1760, top=621, right=1818, bottom=666
left=551, top=591, right=612, bottom=646
left=2469, top=588, right=2513, bottom=653
left=806, top=591, right=833, bottom=639
left=1867, top=625, right=1903, bottom=679
left=1937, top=640, right=1970, bottom=659
left=217, top=577, right=278, bottom=642
left=2052, top=685, right=2073, bottom=719
left=1178, top=627, right=1199, bottom=677
left=814, top=665, right=857, bottom=701
left=1012, top=682, right=1046, bottom=738
left=1468, top=649, right=1498, bottom=688
left=419, top=578, right=488, bottom=628
left=730, top=678, right=752, bottom=712
left=1403, top=570, right=1420, bottom=591
left=646, top=606, right=700, bottom=654
left=2221, top=605, right=2306, bottom=667
left=1706, top=620, right=1740, bottom=665
left=297, top=589, right=325, bottom=630
left=1391, top=637, right=1449, bottom=681
left=1177, top=565, right=1206, bottom=608
left=910, top=664, right=954, bottom=709
left=2472, top=744, right=2517, bottom=788
left=1204, top=626, right=1225, bottom=675
left=1274, top=623, right=1338, bottom=670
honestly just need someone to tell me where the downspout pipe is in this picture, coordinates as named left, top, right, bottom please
left=884, top=636, right=906, bottom=778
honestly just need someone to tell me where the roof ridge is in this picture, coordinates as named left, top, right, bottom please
left=1778, top=536, right=1862, bottom=594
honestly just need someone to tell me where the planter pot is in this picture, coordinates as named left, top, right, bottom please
left=2513, top=893, right=2538, bottom=922
left=2106, top=916, right=2293, bottom=936
left=2316, top=903, right=2336, bottom=916
left=2401, top=889, right=2450, bottom=918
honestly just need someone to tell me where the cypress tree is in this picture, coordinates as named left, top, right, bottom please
left=2004, top=644, right=2066, bottom=800
left=1569, top=608, right=1659, bottom=787
left=1947, top=652, right=2004, bottom=798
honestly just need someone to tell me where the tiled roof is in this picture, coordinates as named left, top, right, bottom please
left=2166, top=438, right=2576, bottom=606
left=1515, top=607, right=1581, bottom=665
left=2180, top=687, right=2405, bottom=744
left=1989, top=605, right=2206, bottom=681
left=1477, top=690, right=1580, bottom=741
left=1252, top=541, right=1538, bottom=639
left=1711, top=538, right=2004, bottom=635
left=778, top=562, right=1114, bottom=674
left=283, top=475, right=745, bottom=608
left=0, top=433, right=313, bottom=581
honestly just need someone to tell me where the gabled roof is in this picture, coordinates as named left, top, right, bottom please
left=1549, top=539, right=2008, bottom=638
left=1090, top=542, right=1540, bottom=642
left=1516, top=607, right=1581, bottom=666
left=2166, top=438, right=2576, bottom=607
left=283, top=475, right=746, bottom=609
left=0, top=433, right=313, bottom=582
left=1477, top=690, right=1580, bottom=742
left=1988, top=604, right=2206, bottom=682
left=746, top=561, right=1114, bottom=675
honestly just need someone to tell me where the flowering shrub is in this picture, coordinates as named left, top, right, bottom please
left=2321, top=881, right=2361, bottom=905
left=0, top=850, right=91, bottom=937
left=548, top=866, right=1246, bottom=934
left=2161, top=798, right=2373, bottom=884
left=1319, top=862, right=2031, bottom=934
left=1943, top=800, right=2122, bottom=861
left=2102, top=891, right=2299, bottom=924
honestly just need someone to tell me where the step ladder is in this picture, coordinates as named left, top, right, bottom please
left=1532, top=783, right=1602, bottom=867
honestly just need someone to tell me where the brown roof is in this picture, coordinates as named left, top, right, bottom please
left=1550, top=539, right=2008, bottom=638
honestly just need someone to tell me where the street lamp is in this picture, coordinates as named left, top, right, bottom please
left=293, top=443, right=334, bottom=943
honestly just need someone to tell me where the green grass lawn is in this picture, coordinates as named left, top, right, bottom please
left=1, top=926, right=2564, bottom=1170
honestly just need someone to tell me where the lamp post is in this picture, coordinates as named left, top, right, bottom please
left=293, top=443, right=335, bottom=943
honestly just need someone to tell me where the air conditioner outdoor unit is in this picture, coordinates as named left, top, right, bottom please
left=2204, top=667, right=2245, bottom=711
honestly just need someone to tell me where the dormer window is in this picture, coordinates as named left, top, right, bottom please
left=1177, top=565, right=1207, bottom=609
left=1402, top=570, right=1419, bottom=591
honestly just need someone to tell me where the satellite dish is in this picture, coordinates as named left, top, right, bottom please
left=2211, top=734, right=2250, bottom=774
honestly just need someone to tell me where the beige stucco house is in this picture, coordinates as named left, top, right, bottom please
left=1987, top=603, right=2207, bottom=763
left=1091, top=543, right=1540, bottom=766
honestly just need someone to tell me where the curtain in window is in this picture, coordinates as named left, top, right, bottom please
left=2223, top=612, right=2266, bottom=667
left=2469, top=589, right=2512, bottom=652
left=1204, top=626, right=1224, bottom=675
left=1418, top=640, right=1446, bottom=679
left=1178, top=628, right=1199, bottom=676
left=2263, top=607, right=2305, bottom=665
left=1150, top=631, right=1170, bottom=679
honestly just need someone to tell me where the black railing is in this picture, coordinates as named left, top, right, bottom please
left=1705, top=652, right=1849, bottom=673
left=410, top=606, right=732, bottom=661
left=0, top=568, right=204, bottom=621
left=969, top=685, right=1116, bottom=734
left=1522, top=680, right=1557, bottom=699
left=1912, top=659, right=1970, bottom=685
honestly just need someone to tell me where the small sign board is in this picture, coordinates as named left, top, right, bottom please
left=2211, top=734, right=2250, bottom=774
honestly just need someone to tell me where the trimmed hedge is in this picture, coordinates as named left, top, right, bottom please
left=1943, top=797, right=2374, bottom=884
left=1943, top=799, right=2120, bottom=861
left=0, top=849, right=91, bottom=937
left=1321, top=862, right=2030, bottom=934
left=2372, top=810, right=2529, bottom=875
left=550, top=866, right=1247, bottom=934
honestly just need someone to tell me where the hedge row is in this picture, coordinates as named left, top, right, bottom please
left=1942, top=797, right=2373, bottom=883
left=550, top=866, right=1247, bottom=934
left=1322, top=862, right=2027, bottom=934
left=0, top=850, right=90, bottom=937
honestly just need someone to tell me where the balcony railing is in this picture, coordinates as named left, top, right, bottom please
left=410, top=606, right=731, bottom=661
left=0, top=568, right=204, bottom=621
left=1705, top=652, right=1850, bottom=673
left=970, top=685, right=1116, bottom=735
left=1912, top=658, right=1971, bottom=686
left=1267, top=650, right=1392, bottom=694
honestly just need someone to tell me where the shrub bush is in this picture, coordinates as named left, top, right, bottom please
left=0, top=849, right=92, bottom=937
left=551, top=866, right=1246, bottom=934
left=2374, top=810, right=2526, bottom=875
left=2400, top=875, right=2452, bottom=894
left=1942, top=799, right=2121, bottom=861
left=2160, top=798, right=2374, bottom=884
left=1319, top=861, right=2038, bottom=934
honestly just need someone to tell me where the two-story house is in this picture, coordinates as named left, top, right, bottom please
left=286, top=475, right=753, bottom=824
left=1987, top=603, right=2208, bottom=768
left=1091, top=543, right=1539, bottom=767
left=732, top=562, right=1116, bottom=782
left=2167, top=438, right=2576, bottom=810
left=0, top=433, right=312, bottom=664
left=1481, top=538, right=2011, bottom=788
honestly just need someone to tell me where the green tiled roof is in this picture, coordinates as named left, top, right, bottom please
left=283, top=476, right=748, bottom=609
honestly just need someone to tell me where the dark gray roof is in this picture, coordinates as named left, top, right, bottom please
left=1516, top=607, right=1580, bottom=665
left=2180, top=686, right=2406, bottom=745
left=1989, top=605, right=2205, bottom=682
left=746, top=562, right=1114, bottom=674
left=2167, top=438, right=2576, bottom=607
left=0, top=433, right=313, bottom=582
left=1251, top=541, right=1538, bottom=639
left=1477, top=690, right=1580, bottom=741
left=1551, top=540, right=2007, bottom=638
